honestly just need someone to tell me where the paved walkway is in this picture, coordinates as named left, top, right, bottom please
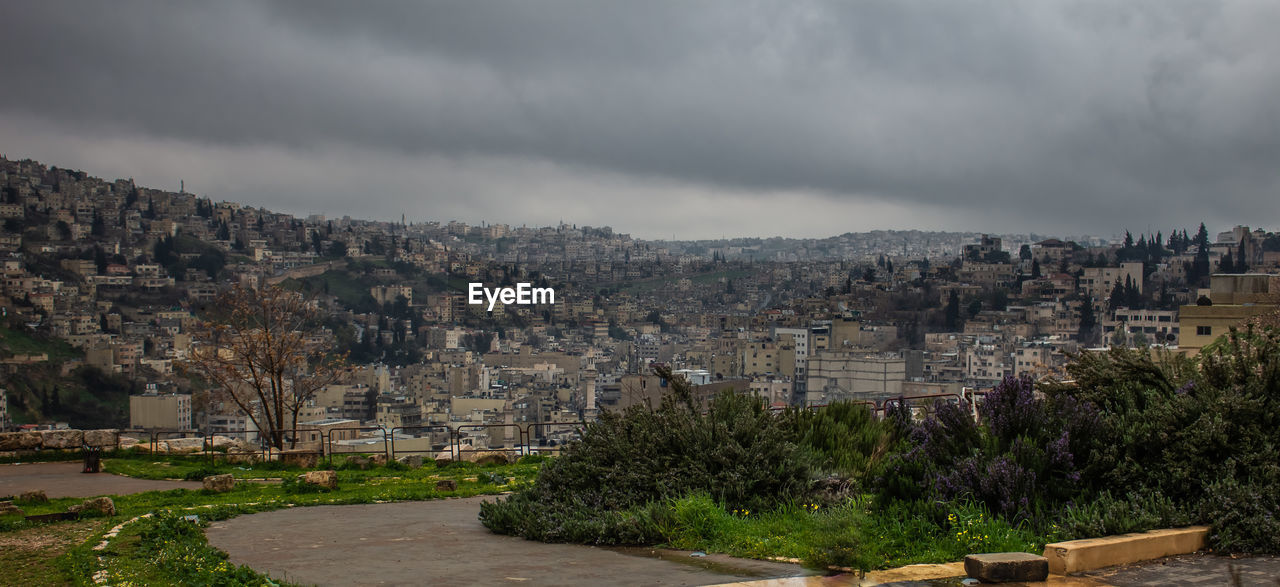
left=206, top=496, right=813, bottom=586
left=0, top=462, right=201, bottom=498
left=1083, top=553, right=1280, bottom=586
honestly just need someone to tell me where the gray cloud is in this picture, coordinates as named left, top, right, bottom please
left=1, top=1, right=1278, bottom=239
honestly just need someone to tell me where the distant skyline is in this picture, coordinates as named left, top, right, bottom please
left=2, top=2, right=1278, bottom=240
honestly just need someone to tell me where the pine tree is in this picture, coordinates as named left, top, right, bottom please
left=1109, top=280, right=1125, bottom=311
left=945, top=290, right=961, bottom=331
left=1190, top=223, right=1211, bottom=285
left=1077, top=298, right=1097, bottom=344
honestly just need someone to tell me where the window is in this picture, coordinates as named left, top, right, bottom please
left=1196, top=326, right=1212, bottom=336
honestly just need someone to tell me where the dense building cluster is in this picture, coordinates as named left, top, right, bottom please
left=2, top=156, right=1277, bottom=452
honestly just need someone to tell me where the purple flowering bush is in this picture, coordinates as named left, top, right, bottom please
left=878, top=375, right=1100, bottom=524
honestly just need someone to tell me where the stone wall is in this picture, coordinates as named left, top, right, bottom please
left=0, top=429, right=119, bottom=451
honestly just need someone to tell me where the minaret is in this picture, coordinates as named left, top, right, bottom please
left=584, top=368, right=597, bottom=411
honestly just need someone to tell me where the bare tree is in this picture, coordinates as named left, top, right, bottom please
left=181, top=285, right=345, bottom=449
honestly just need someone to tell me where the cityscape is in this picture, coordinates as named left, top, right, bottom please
left=3, top=2, right=1280, bottom=586
left=3, top=154, right=1275, bottom=443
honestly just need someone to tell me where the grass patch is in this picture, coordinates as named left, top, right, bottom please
left=0, top=324, right=83, bottom=362
left=650, top=494, right=1048, bottom=572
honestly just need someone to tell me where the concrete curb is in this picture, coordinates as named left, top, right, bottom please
left=1043, top=526, right=1210, bottom=575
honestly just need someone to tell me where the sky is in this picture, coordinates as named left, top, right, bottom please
left=1, top=1, right=1278, bottom=240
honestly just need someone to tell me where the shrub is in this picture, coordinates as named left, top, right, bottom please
left=878, top=376, right=1098, bottom=524
left=480, top=366, right=813, bottom=544
left=793, top=400, right=899, bottom=485
left=1059, top=491, right=1191, bottom=539
left=1201, top=477, right=1280, bottom=553
left=1044, top=332, right=1280, bottom=551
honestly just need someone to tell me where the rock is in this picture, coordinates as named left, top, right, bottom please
left=207, top=436, right=241, bottom=449
left=39, top=429, right=85, bottom=449
left=434, top=458, right=453, bottom=468
left=300, top=470, right=337, bottom=490
left=964, top=552, right=1049, bottom=583
left=0, top=502, right=25, bottom=517
left=164, top=437, right=206, bottom=453
left=0, top=431, right=43, bottom=451
left=82, top=429, right=119, bottom=448
left=396, top=455, right=423, bottom=468
left=280, top=450, right=318, bottom=469
left=226, top=453, right=260, bottom=465
left=435, top=479, right=458, bottom=492
left=471, top=451, right=511, bottom=466
left=18, top=490, right=48, bottom=504
left=370, top=453, right=388, bottom=466
left=68, top=497, right=116, bottom=517
left=202, top=474, right=236, bottom=493
left=345, top=455, right=372, bottom=470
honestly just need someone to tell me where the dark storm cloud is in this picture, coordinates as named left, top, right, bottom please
left=1, top=1, right=1278, bottom=237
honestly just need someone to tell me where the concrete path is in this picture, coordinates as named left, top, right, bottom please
left=206, top=496, right=812, bottom=587
left=0, top=462, right=201, bottom=498
left=1082, top=553, right=1280, bottom=586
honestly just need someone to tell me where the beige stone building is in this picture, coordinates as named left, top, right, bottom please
left=1178, top=273, right=1279, bottom=355
left=129, top=393, right=192, bottom=430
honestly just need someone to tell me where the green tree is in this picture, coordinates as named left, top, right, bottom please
left=944, top=290, right=962, bottom=331
left=1077, top=298, right=1097, bottom=344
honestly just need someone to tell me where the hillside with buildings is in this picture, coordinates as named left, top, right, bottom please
left=1, top=156, right=1278, bottom=451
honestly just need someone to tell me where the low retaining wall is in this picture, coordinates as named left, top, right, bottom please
left=1043, top=526, right=1210, bottom=575
left=0, top=429, right=119, bottom=451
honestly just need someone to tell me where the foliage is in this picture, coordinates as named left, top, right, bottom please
left=879, top=376, right=1099, bottom=524
left=480, top=366, right=814, bottom=544
left=1059, top=491, right=1190, bottom=539
left=1041, top=333, right=1280, bottom=551
left=792, top=401, right=899, bottom=485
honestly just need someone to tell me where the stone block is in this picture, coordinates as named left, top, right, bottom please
left=226, top=453, right=260, bottom=465
left=370, top=453, right=388, bottom=466
left=0, top=431, right=43, bottom=450
left=82, top=429, right=119, bottom=448
left=396, top=455, right=423, bottom=468
left=18, top=490, right=49, bottom=504
left=40, top=429, right=84, bottom=449
left=471, top=451, right=511, bottom=465
left=435, top=479, right=458, bottom=492
left=345, top=455, right=372, bottom=470
left=202, top=474, right=236, bottom=493
left=300, top=470, right=337, bottom=490
left=0, top=502, right=25, bottom=517
left=280, top=450, right=318, bottom=469
left=68, top=497, right=116, bottom=517
left=964, top=552, right=1048, bottom=583
left=165, top=437, right=205, bottom=453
